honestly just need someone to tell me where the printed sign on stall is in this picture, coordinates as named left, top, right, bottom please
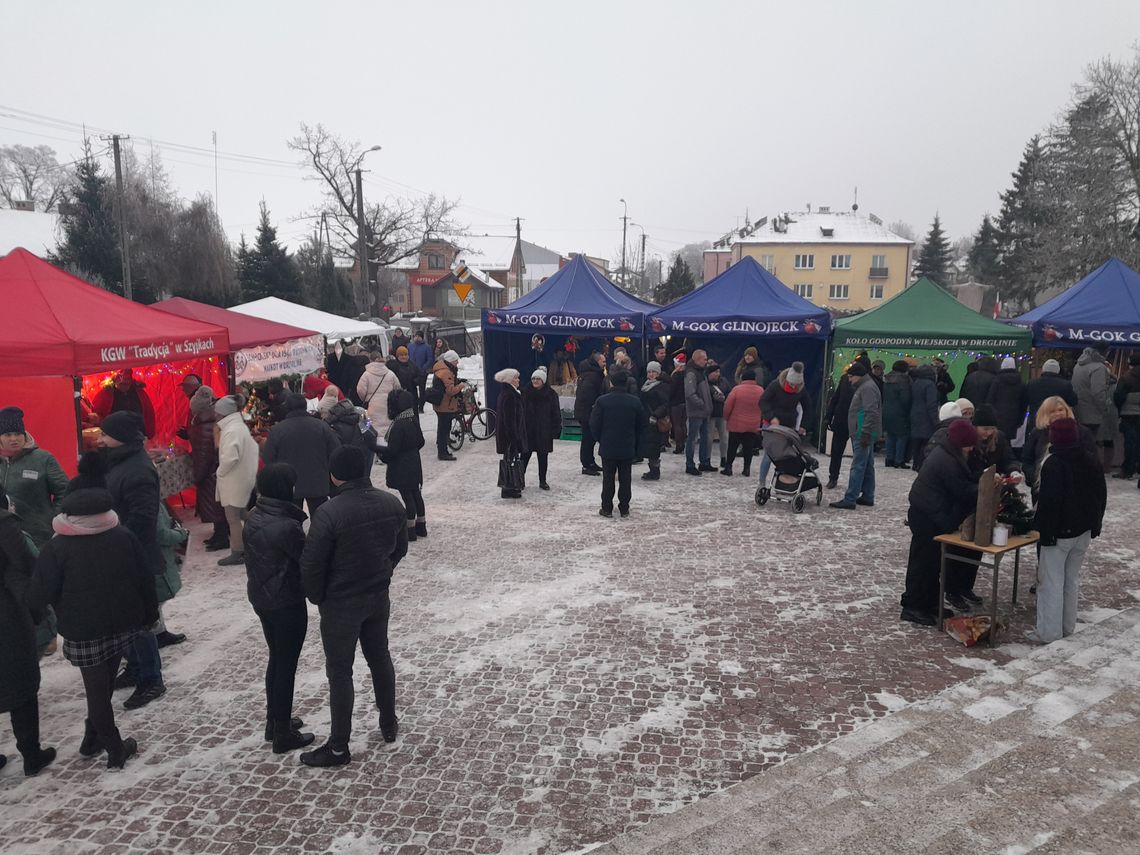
left=233, top=335, right=325, bottom=382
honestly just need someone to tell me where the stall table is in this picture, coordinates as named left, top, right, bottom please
left=937, top=531, right=1040, bottom=646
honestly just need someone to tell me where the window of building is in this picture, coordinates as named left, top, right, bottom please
left=427, top=253, right=445, bottom=270
left=794, top=283, right=813, bottom=299
left=829, top=284, right=849, bottom=300
left=831, top=254, right=851, bottom=270
left=871, top=254, right=886, bottom=269
left=794, top=253, right=814, bottom=270
left=761, top=254, right=775, bottom=272
left=870, top=283, right=884, bottom=300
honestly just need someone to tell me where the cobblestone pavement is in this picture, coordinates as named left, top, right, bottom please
left=2, top=428, right=1138, bottom=855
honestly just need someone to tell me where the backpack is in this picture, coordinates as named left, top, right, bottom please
left=423, top=378, right=446, bottom=406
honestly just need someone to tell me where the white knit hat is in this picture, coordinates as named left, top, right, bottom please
left=939, top=402, right=963, bottom=421
left=786, top=361, right=805, bottom=387
left=646, top=361, right=662, bottom=374
left=1041, top=358, right=1060, bottom=374
left=494, top=368, right=520, bottom=383
left=1001, top=357, right=1016, bottom=370
left=956, top=397, right=974, bottom=413
left=531, top=367, right=548, bottom=382
left=441, top=350, right=459, bottom=363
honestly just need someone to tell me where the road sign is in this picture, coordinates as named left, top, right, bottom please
left=452, top=282, right=474, bottom=304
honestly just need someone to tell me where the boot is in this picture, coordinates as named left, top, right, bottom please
left=379, top=715, right=399, bottom=744
left=742, top=461, right=751, bottom=477
left=264, top=716, right=305, bottom=742
left=217, top=551, right=245, bottom=567
left=406, top=524, right=417, bottom=543
left=22, top=746, right=56, bottom=777
left=107, top=737, right=137, bottom=770
left=641, top=460, right=660, bottom=481
left=299, top=742, right=351, bottom=768
left=414, top=520, right=427, bottom=538
left=272, top=720, right=315, bottom=754
left=1102, top=445, right=1115, bottom=473
left=79, top=719, right=103, bottom=757
left=720, top=464, right=733, bottom=476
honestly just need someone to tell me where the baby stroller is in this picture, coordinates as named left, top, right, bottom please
left=755, top=425, right=823, bottom=513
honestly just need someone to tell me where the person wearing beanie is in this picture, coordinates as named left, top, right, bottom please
left=734, top=345, right=763, bottom=386
left=379, top=389, right=427, bottom=539
left=682, top=350, right=714, bottom=476
left=431, top=349, right=466, bottom=461
left=575, top=352, right=609, bottom=475
left=264, top=394, right=342, bottom=518
left=759, top=361, right=814, bottom=485
left=386, top=345, right=422, bottom=414
left=955, top=397, right=975, bottom=420
left=668, top=353, right=689, bottom=455
left=830, top=362, right=882, bottom=510
left=939, top=401, right=963, bottom=422
left=186, top=388, right=228, bottom=551
left=27, top=485, right=156, bottom=770
left=1112, top=352, right=1140, bottom=481
left=522, top=367, right=561, bottom=490
left=985, top=356, right=1028, bottom=439
left=721, top=365, right=764, bottom=476
left=494, top=368, right=528, bottom=499
left=1, top=406, right=70, bottom=550
left=0, top=486, right=56, bottom=777
left=706, top=361, right=732, bottom=469
left=900, top=419, right=980, bottom=626
left=1024, top=360, right=1076, bottom=427
left=881, top=360, right=913, bottom=469
left=1032, top=417, right=1107, bottom=643
left=215, top=396, right=259, bottom=568
left=299, top=444, right=409, bottom=768
left=91, top=368, right=156, bottom=439
left=639, top=360, right=671, bottom=481
left=589, top=365, right=649, bottom=518
left=823, top=366, right=857, bottom=487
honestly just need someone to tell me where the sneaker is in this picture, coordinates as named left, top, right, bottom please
left=217, top=552, right=245, bottom=567
left=855, top=498, right=875, bottom=507
left=685, top=467, right=702, bottom=476
left=272, top=722, right=315, bottom=754
left=945, top=593, right=970, bottom=612
left=581, top=467, right=601, bottom=476
left=123, top=682, right=166, bottom=711
left=379, top=716, right=399, bottom=744
left=23, top=746, right=56, bottom=777
left=107, top=737, right=137, bottom=770
left=829, top=499, right=857, bottom=510
left=155, top=631, right=186, bottom=648
left=113, top=669, right=138, bottom=692
left=598, top=508, right=613, bottom=518
left=899, top=608, right=937, bottom=626
left=959, top=590, right=983, bottom=605
left=300, top=743, right=351, bottom=768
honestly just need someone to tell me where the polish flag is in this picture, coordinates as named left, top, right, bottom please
left=992, top=292, right=1001, bottom=320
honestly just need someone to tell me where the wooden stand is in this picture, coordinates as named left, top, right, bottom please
left=973, top=464, right=998, bottom=547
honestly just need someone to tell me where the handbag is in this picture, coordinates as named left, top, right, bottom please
left=497, top=455, right=525, bottom=491
left=656, top=414, right=673, bottom=434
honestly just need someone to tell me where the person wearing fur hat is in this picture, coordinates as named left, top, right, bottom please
left=900, top=419, right=980, bottom=626
left=1032, top=417, right=1106, bottom=643
left=214, top=396, right=260, bottom=568
left=985, top=357, right=1028, bottom=439
left=431, top=350, right=466, bottom=461
left=264, top=394, right=342, bottom=517
left=759, top=360, right=813, bottom=484
left=299, top=446, right=408, bottom=768
left=92, top=369, right=156, bottom=439
left=494, top=369, right=528, bottom=498
left=722, top=367, right=764, bottom=476
left=27, top=485, right=157, bottom=769
left=590, top=367, right=648, bottom=518
left=881, top=361, right=913, bottom=468
left=0, top=487, right=55, bottom=777
left=186, top=387, right=228, bottom=551
left=522, top=368, right=561, bottom=490
left=379, top=390, right=427, bottom=539
left=639, top=361, right=671, bottom=481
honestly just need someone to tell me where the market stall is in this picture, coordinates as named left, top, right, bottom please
left=0, top=248, right=231, bottom=476
left=229, top=296, right=390, bottom=352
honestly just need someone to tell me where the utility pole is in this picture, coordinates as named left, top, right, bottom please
left=355, top=167, right=367, bottom=314
left=639, top=232, right=647, bottom=294
left=619, top=198, right=628, bottom=288
left=106, top=134, right=133, bottom=301
left=212, top=131, right=219, bottom=212
left=515, top=215, right=524, bottom=296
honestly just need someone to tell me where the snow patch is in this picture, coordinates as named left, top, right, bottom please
left=579, top=697, right=694, bottom=755
left=327, top=832, right=388, bottom=854
left=719, top=660, right=745, bottom=675
left=963, top=696, right=1023, bottom=723
left=871, top=691, right=909, bottom=712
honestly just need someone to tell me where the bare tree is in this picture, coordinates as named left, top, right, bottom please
left=887, top=220, right=916, bottom=242
left=287, top=123, right=462, bottom=313
left=0, top=144, right=66, bottom=211
left=1078, top=45, right=1140, bottom=231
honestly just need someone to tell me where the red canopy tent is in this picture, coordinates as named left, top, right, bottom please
left=0, top=248, right=231, bottom=473
left=151, top=297, right=318, bottom=350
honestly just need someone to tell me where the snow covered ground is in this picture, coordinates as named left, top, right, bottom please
left=1, top=429, right=1138, bottom=854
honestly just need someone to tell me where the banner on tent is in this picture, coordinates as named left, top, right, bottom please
left=648, top=316, right=828, bottom=337
left=1024, top=322, right=1140, bottom=345
left=839, top=334, right=1025, bottom=349
left=97, top=336, right=220, bottom=364
left=483, top=310, right=640, bottom=333
left=233, top=335, right=325, bottom=382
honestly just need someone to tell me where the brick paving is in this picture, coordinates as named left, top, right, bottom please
left=2, top=429, right=1138, bottom=855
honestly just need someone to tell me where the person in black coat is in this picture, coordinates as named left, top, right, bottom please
left=386, top=348, right=422, bottom=412
left=1025, top=359, right=1078, bottom=424
left=521, top=367, right=561, bottom=490
left=668, top=356, right=689, bottom=453
left=959, top=355, right=999, bottom=407
left=932, top=357, right=955, bottom=405
left=242, top=464, right=314, bottom=754
left=27, top=486, right=156, bottom=769
left=494, top=369, right=528, bottom=499
left=589, top=368, right=649, bottom=518
left=324, top=399, right=371, bottom=452
left=0, top=491, right=54, bottom=777
left=900, top=420, right=980, bottom=626
left=823, top=370, right=856, bottom=488
left=300, top=446, right=408, bottom=767
left=986, top=358, right=1028, bottom=439
left=639, top=361, right=671, bottom=481
left=263, top=394, right=342, bottom=516
left=327, top=344, right=369, bottom=408
left=759, top=362, right=813, bottom=484
left=574, top=354, right=608, bottom=474
left=908, top=365, right=940, bottom=471
left=378, top=390, right=426, bottom=539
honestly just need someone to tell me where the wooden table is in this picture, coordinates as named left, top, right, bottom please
left=935, top=531, right=1040, bottom=646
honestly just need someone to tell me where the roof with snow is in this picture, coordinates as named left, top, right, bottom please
left=731, top=211, right=913, bottom=246
left=0, top=209, right=59, bottom=257
left=453, top=235, right=517, bottom=270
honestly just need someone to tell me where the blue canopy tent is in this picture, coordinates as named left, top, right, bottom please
left=1010, top=257, right=1140, bottom=350
left=480, top=254, right=659, bottom=391
left=648, top=256, right=831, bottom=414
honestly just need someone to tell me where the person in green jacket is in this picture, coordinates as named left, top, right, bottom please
left=153, top=501, right=188, bottom=648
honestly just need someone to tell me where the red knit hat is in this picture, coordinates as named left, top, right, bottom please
left=1048, top=417, right=1080, bottom=449
left=947, top=418, right=977, bottom=449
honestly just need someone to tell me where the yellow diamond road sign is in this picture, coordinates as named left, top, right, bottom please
left=452, top=282, right=474, bottom=303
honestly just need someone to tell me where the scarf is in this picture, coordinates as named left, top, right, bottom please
left=783, top=382, right=799, bottom=395
left=641, top=378, right=661, bottom=393
left=52, top=510, right=120, bottom=537
left=384, top=408, right=418, bottom=441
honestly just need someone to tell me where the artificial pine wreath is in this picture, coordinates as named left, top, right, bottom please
left=995, top=476, right=1035, bottom=535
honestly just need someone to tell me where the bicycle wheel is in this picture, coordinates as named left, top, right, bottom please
left=470, top=408, right=498, bottom=441
left=448, top=418, right=466, bottom=452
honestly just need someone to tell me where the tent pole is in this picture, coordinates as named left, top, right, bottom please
left=72, top=375, right=84, bottom=463
left=817, top=338, right=831, bottom=454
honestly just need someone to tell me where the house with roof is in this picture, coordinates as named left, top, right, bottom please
left=703, top=207, right=913, bottom=313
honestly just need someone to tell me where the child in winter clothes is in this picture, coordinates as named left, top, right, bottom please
left=379, top=390, right=427, bottom=539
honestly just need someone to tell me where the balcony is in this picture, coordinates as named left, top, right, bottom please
left=869, top=267, right=889, bottom=279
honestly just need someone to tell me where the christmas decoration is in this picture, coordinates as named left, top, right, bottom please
left=995, top=476, right=1035, bottom=535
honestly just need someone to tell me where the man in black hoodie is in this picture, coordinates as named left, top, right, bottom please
left=959, top=355, right=999, bottom=406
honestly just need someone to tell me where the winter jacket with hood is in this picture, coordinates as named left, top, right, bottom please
left=104, top=441, right=163, bottom=574
left=522, top=382, right=562, bottom=455
left=683, top=362, right=713, bottom=420
left=1071, top=347, right=1110, bottom=426
left=325, top=399, right=366, bottom=448
left=215, top=411, right=259, bottom=508
left=0, top=509, right=38, bottom=713
left=357, top=361, right=402, bottom=432
left=432, top=359, right=464, bottom=415
left=1025, top=374, right=1078, bottom=421
left=908, top=365, right=940, bottom=439
left=959, top=356, right=999, bottom=407
left=243, top=496, right=307, bottom=612
left=881, top=370, right=912, bottom=437
left=1034, top=444, right=1107, bottom=547
left=723, top=380, right=764, bottom=433
left=986, top=368, right=1028, bottom=437
left=574, top=358, right=608, bottom=424
left=761, top=369, right=813, bottom=429
left=264, top=409, right=342, bottom=499
left=1114, top=364, right=1140, bottom=417
left=908, top=435, right=979, bottom=534
left=408, top=339, right=434, bottom=374
left=847, top=376, right=883, bottom=443
left=0, top=434, right=69, bottom=547
left=379, top=391, right=424, bottom=490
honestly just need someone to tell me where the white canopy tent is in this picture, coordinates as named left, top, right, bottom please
left=229, top=297, right=390, bottom=351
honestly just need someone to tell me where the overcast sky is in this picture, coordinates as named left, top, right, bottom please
left=4, top=1, right=1139, bottom=266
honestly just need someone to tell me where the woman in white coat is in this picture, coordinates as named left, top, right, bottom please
left=357, top=353, right=402, bottom=434
left=214, top=395, right=260, bottom=567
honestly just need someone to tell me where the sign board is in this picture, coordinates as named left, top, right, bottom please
left=452, top=283, right=474, bottom=305
left=233, top=334, right=325, bottom=382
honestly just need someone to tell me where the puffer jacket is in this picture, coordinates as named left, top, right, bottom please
left=1035, top=445, right=1107, bottom=546
left=243, top=496, right=307, bottom=612
left=986, top=368, right=1028, bottom=437
left=0, top=435, right=69, bottom=548
left=104, top=442, right=163, bottom=574
left=432, top=360, right=464, bottom=415
left=959, top=356, right=999, bottom=406
left=574, top=358, right=608, bottom=424
left=1071, top=348, right=1109, bottom=425
left=300, top=480, right=409, bottom=606
left=723, top=380, right=764, bottom=433
left=881, top=370, right=912, bottom=437
left=325, top=400, right=366, bottom=447
left=215, top=412, right=259, bottom=508
left=909, top=365, right=940, bottom=439
left=761, top=371, right=813, bottom=429
left=1113, top=365, right=1140, bottom=417
left=907, top=435, right=979, bottom=534
left=357, top=362, right=402, bottom=432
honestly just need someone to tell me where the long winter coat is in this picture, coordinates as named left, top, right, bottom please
left=188, top=411, right=225, bottom=524
left=1022, top=423, right=1098, bottom=498
left=0, top=511, right=38, bottom=713
left=432, top=360, right=464, bottom=415
left=522, top=383, right=561, bottom=455
left=357, top=362, right=402, bottom=432
left=590, top=389, right=649, bottom=462
left=723, top=380, right=764, bottom=433
left=243, top=496, right=307, bottom=612
left=0, top=436, right=69, bottom=548
left=327, top=349, right=369, bottom=408
left=881, top=370, right=912, bottom=437
left=959, top=357, right=999, bottom=407
left=1025, top=374, right=1078, bottom=421
left=909, top=365, right=940, bottom=439
left=825, top=375, right=855, bottom=434
left=263, top=410, right=341, bottom=499
left=379, top=410, right=424, bottom=491
left=154, top=502, right=186, bottom=603
left=907, top=436, right=979, bottom=534
left=387, top=357, right=422, bottom=407
left=986, top=368, right=1028, bottom=437
left=574, top=359, right=608, bottom=425
left=496, top=384, right=528, bottom=457
left=215, top=412, right=259, bottom=509
left=639, top=378, right=671, bottom=457
left=1071, top=348, right=1110, bottom=426
left=104, top=441, right=163, bottom=575
left=1035, top=445, right=1107, bottom=546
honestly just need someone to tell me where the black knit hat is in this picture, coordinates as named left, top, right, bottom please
left=741, top=367, right=756, bottom=381
left=257, top=463, right=297, bottom=502
left=100, top=411, right=145, bottom=443
left=66, top=451, right=108, bottom=495
left=285, top=393, right=308, bottom=413
left=609, top=367, right=629, bottom=389
left=972, top=403, right=998, bottom=427
left=330, top=446, right=370, bottom=481
left=848, top=362, right=867, bottom=377
left=0, top=406, right=25, bottom=435
left=61, top=487, right=114, bottom=516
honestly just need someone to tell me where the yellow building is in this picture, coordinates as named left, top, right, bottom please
left=703, top=209, right=913, bottom=312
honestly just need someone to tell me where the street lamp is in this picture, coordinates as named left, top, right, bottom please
left=630, top=222, right=646, bottom=294
left=619, top=198, right=628, bottom=288
left=356, top=145, right=382, bottom=313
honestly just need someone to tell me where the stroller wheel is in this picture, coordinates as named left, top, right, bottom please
left=755, top=486, right=770, bottom=507
left=791, top=494, right=806, bottom=514
left=816, top=486, right=823, bottom=506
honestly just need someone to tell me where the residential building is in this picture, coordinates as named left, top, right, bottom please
left=703, top=208, right=913, bottom=313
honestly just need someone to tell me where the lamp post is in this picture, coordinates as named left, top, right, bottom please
left=354, top=144, right=382, bottom=313
left=630, top=222, right=646, bottom=295
left=619, top=198, right=628, bottom=289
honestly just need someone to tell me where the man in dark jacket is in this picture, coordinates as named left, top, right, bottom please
left=683, top=350, right=714, bottom=476
left=408, top=332, right=434, bottom=411
left=986, top=357, right=1028, bottom=439
left=932, top=357, right=955, bottom=405
left=1025, top=359, right=1077, bottom=424
left=1113, top=352, right=1140, bottom=481
left=574, top=353, right=608, bottom=475
left=589, top=368, right=649, bottom=518
left=98, top=412, right=166, bottom=711
left=263, top=394, right=341, bottom=516
left=881, top=361, right=912, bottom=468
left=830, top=363, right=881, bottom=510
left=668, top=355, right=688, bottom=453
left=300, top=446, right=408, bottom=768
left=959, top=355, right=999, bottom=407
left=823, top=370, right=856, bottom=488
left=909, top=364, right=940, bottom=471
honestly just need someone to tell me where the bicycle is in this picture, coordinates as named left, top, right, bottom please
left=448, top=382, right=497, bottom=451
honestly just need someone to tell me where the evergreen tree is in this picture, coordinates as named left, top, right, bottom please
left=51, top=143, right=122, bottom=294
left=238, top=202, right=302, bottom=303
left=653, top=256, right=697, bottom=304
left=967, top=215, right=1001, bottom=282
left=296, top=233, right=354, bottom=314
left=914, top=214, right=951, bottom=285
left=235, top=233, right=252, bottom=300
left=995, top=136, right=1053, bottom=307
